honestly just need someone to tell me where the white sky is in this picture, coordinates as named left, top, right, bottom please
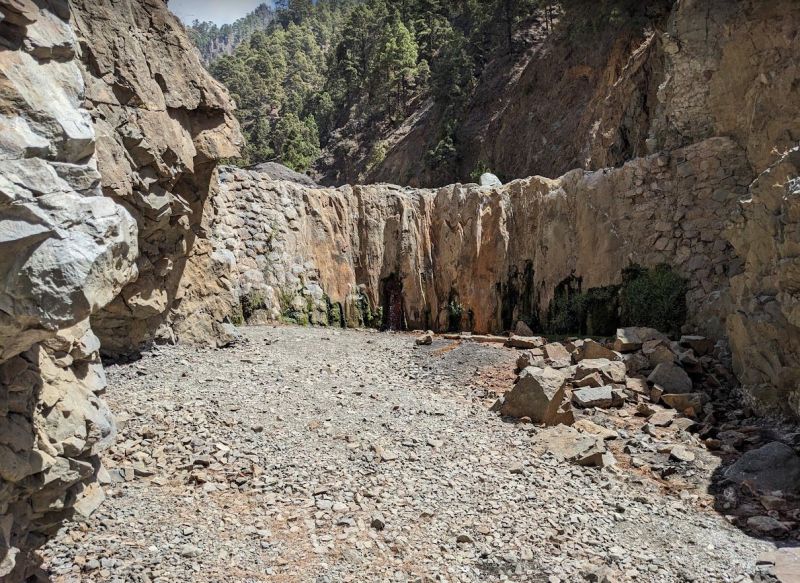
left=169, top=0, right=269, bottom=25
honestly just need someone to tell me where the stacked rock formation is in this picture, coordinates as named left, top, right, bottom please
left=0, top=0, right=239, bottom=578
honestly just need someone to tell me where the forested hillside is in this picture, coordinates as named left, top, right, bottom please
left=188, top=4, right=277, bottom=63
left=189, top=0, right=670, bottom=184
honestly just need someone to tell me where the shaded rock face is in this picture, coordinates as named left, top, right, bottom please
left=213, top=137, right=750, bottom=338
left=727, top=148, right=800, bottom=417
left=70, top=0, right=241, bottom=356
left=0, top=1, right=138, bottom=578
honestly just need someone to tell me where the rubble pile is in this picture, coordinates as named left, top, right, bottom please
left=485, top=326, right=800, bottom=541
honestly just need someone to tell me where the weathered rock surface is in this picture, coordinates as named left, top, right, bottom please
left=213, top=136, right=750, bottom=338
left=495, top=366, right=566, bottom=425
left=0, top=2, right=139, bottom=578
left=70, top=0, right=241, bottom=356
left=0, top=0, right=239, bottom=578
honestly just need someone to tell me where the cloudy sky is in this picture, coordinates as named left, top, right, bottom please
left=169, top=0, right=269, bottom=25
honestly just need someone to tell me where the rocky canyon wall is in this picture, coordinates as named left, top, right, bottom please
left=0, top=1, right=137, bottom=578
left=215, top=136, right=797, bottom=419
left=0, top=0, right=239, bottom=578
left=70, top=0, right=241, bottom=357
left=208, top=0, right=800, bottom=419
left=210, top=135, right=753, bottom=358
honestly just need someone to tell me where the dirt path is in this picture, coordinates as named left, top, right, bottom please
left=40, top=326, right=773, bottom=582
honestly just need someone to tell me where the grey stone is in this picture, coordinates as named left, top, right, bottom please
left=648, top=362, right=693, bottom=394
left=724, top=442, right=800, bottom=494
left=479, top=173, right=502, bottom=187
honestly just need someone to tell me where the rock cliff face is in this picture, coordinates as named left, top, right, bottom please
left=0, top=1, right=137, bottom=578
left=70, top=0, right=241, bottom=356
left=212, top=136, right=750, bottom=337
left=727, top=148, right=800, bottom=417
left=0, top=0, right=239, bottom=578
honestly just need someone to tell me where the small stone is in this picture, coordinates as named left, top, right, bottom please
left=670, top=445, right=696, bottom=463
left=370, top=516, right=385, bottom=531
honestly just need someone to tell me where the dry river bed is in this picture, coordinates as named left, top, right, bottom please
left=40, top=326, right=776, bottom=582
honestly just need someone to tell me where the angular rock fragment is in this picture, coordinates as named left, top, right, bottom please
left=648, top=409, right=677, bottom=427
left=661, top=392, right=707, bottom=415
left=543, top=342, right=571, bottom=368
left=495, top=367, right=567, bottom=425
left=514, top=321, right=535, bottom=336
left=516, top=349, right=544, bottom=370
left=575, top=359, right=626, bottom=384
left=680, top=335, right=714, bottom=356
left=573, top=419, right=618, bottom=440
left=572, top=386, right=621, bottom=409
left=642, top=340, right=677, bottom=367
left=506, top=335, right=545, bottom=349
left=724, top=442, right=800, bottom=494
left=613, top=328, right=643, bottom=353
left=573, top=339, right=620, bottom=362
left=648, top=362, right=693, bottom=394
left=669, top=444, right=695, bottom=463
left=415, top=331, right=434, bottom=346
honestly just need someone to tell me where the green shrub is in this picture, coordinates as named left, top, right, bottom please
left=447, top=296, right=463, bottom=332
left=620, top=264, right=687, bottom=337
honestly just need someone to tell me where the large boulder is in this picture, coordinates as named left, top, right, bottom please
left=724, top=442, right=800, bottom=494
left=573, top=339, right=620, bottom=362
left=496, top=366, right=567, bottom=425
left=575, top=359, right=627, bottom=384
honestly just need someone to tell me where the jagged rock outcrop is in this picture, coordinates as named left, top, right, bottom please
left=0, top=0, right=239, bottom=577
left=0, top=1, right=138, bottom=578
left=70, top=0, right=241, bottom=356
